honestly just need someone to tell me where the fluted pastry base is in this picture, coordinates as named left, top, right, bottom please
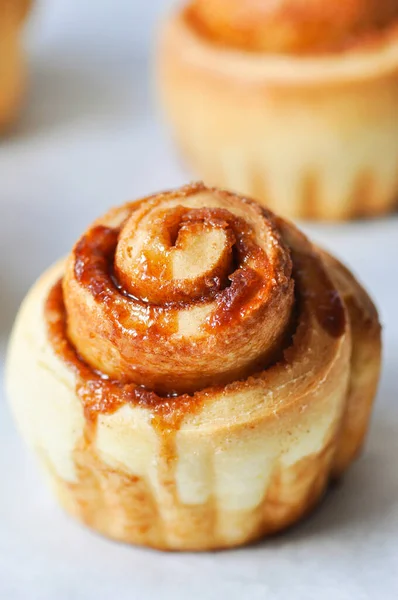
left=47, top=437, right=334, bottom=551
left=6, top=250, right=381, bottom=550
left=157, top=13, right=398, bottom=220
left=0, top=0, right=30, bottom=131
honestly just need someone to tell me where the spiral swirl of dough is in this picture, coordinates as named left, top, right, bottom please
left=63, top=183, right=295, bottom=395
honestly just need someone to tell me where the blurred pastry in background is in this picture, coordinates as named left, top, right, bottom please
left=7, top=183, right=381, bottom=550
left=157, top=1, right=398, bottom=220
left=0, top=0, right=31, bottom=131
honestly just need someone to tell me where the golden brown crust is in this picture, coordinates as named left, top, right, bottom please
left=6, top=185, right=382, bottom=550
left=187, top=0, right=398, bottom=54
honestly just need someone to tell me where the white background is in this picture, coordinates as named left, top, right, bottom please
left=1, top=2, right=397, bottom=598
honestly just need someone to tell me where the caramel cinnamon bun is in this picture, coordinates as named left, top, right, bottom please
left=157, top=1, right=398, bottom=220
left=6, top=184, right=381, bottom=550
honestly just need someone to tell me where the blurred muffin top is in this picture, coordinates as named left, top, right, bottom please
left=185, top=0, right=398, bottom=53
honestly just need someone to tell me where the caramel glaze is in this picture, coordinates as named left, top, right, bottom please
left=74, top=225, right=178, bottom=340
left=45, top=281, right=204, bottom=434
left=74, top=216, right=266, bottom=327
left=114, top=206, right=236, bottom=304
left=187, top=208, right=268, bottom=328
left=46, top=274, right=295, bottom=461
left=46, top=280, right=206, bottom=492
left=45, top=252, right=343, bottom=436
left=185, top=0, right=398, bottom=55
left=46, top=224, right=344, bottom=430
left=103, top=207, right=269, bottom=325
left=67, top=203, right=283, bottom=394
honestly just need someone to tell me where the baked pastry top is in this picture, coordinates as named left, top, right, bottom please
left=186, top=0, right=398, bottom=53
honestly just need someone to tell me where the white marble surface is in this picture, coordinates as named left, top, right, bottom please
left=1, top=2, right=398, bottom=599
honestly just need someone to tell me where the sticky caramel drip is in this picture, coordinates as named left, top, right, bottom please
left=45, top=280, right=202, bottom=430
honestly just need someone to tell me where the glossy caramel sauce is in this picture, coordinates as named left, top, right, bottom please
left=180, top=208, right=270, bottom=328
left=114, top=206, right=269, bottom=315
left=46, top=194, right=345, bottom=429
left=68, top=207, right=276, bottom=394
left=46, top=280, right=203, bottom=431
left=115, top=206, right=235, bottom=304
left=73, top=225, right=179, bottom=340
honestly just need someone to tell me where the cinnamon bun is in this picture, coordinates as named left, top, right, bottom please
left=157, top=1, right=398, bottom=220
left=6, top=183, right=382, bottom=550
